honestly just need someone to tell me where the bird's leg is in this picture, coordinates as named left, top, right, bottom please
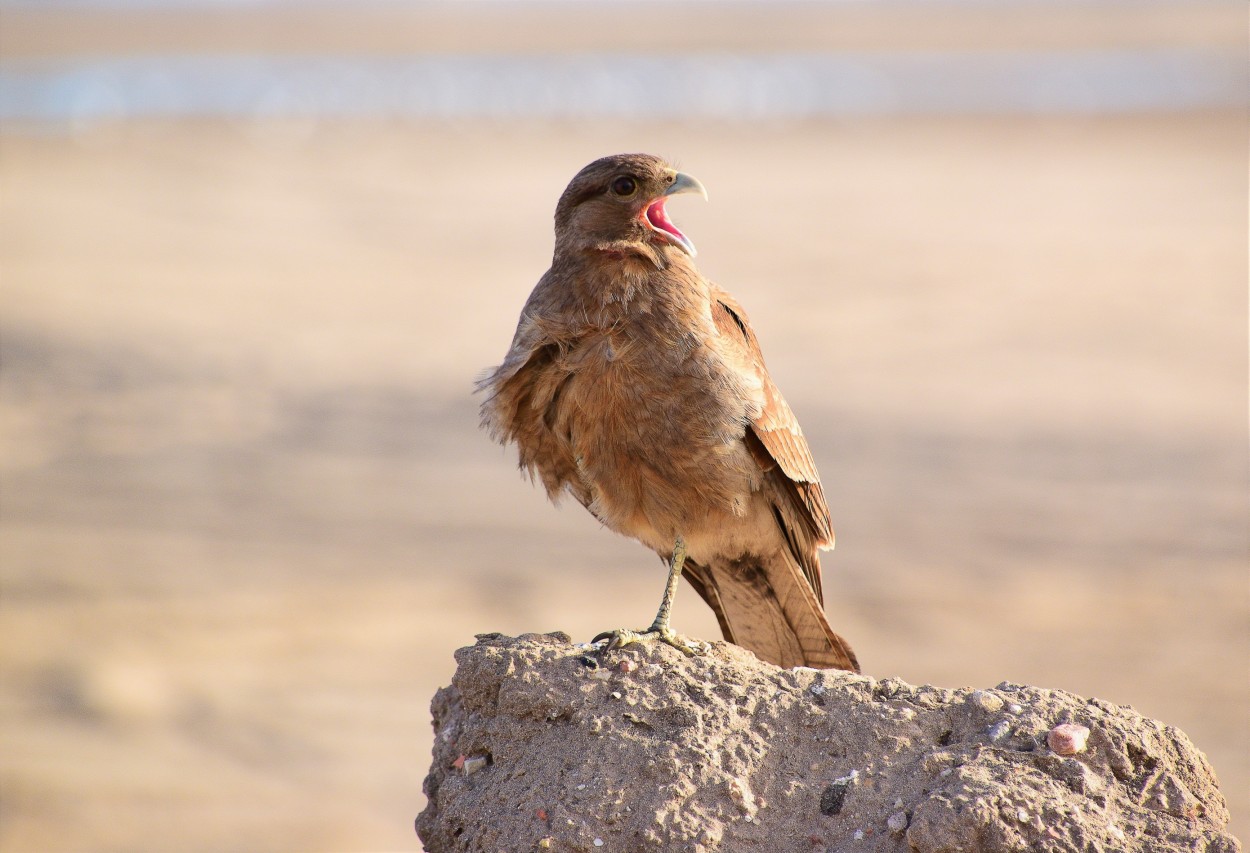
left=648, top=535, right=689, bottom=635
left=592, top=536, right=710, bottom=656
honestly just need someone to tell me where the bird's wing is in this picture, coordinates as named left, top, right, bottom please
left=702, top=285, right=857, bottom=670
left=477, top=288, right=594, bottom=509
left=709, top=286, right=833, bottom=601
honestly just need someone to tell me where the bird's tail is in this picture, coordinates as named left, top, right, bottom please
left=683, top=554, right=859, bottom=672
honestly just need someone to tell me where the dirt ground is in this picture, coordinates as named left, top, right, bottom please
left=1, top=108, right=1245, bottom=850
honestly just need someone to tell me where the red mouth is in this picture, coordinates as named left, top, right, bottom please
left=643, top=198, right=696, bottom=256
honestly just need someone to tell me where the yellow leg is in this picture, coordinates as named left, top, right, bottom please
left=646, top=535, right=687, bottom=633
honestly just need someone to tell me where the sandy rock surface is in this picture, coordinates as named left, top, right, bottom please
left=418, top=633, right=1238, bottom=852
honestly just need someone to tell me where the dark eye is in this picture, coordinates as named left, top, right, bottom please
left=610, top=176, right=637, bottom=197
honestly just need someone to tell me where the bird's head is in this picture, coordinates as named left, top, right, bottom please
left=553, top=154, right=707, bottom=260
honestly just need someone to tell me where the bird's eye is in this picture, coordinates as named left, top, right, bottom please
left=610, top=176, right=637, bottom=197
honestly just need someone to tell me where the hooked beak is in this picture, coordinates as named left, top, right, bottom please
left=643, top=171, right=707, bottom=257
left=665, top=171, right=708, bottom=202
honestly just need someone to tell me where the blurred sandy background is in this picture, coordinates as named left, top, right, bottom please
left=1, top=2, right=1246, bottom=850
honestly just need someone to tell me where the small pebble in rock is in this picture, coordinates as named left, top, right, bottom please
left=1047, top=723, right=1091, bottom=755
left=819, top=777, right=853, bottom=816
left=728, top=776, right=758, bottom=817
left=887, top=811, right=909, bottom=833
left=610, top=691, right=622, bottom=699
left=971, top=690, right=1004, bottom=713
left=1016, top=808, right=1030, bottom=823
left=1007, top=703, right=1023, bottom=715
left=987, top=719, right=1012, bottom=742
left=594, top=838, right=604, bottom=847
left=577, top=784, right=586, bottom=790
left=462, top=755, right=488, bottom=775
left=810, top=683, right=826, bottom=696
left=539, top=838, right=552, bottom=849
left=619, top=659, right=638, bottom=673
left=854, top=829, right=864, bottom=840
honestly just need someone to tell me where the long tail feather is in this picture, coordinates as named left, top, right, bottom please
left=684, top=555, right=859, bottom=672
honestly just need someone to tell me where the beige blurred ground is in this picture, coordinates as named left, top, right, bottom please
left=1, top=5, right=1247, bottom=852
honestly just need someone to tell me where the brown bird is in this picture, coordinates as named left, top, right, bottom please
left=478, top=154, right=859, bottom=672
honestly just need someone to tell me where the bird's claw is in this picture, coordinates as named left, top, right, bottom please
left=591, top=626, right=709, bottom=657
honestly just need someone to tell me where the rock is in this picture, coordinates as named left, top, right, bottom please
left=416, top=633, right=1240, bottom=852
left=1048, top=722, right=1092, bottom=756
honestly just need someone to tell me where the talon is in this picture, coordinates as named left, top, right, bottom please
left=656, top=628, right=710, bottom=657
left=592, top=628, right=643, bottom=651
left=589, top=627, right=708, bottom=657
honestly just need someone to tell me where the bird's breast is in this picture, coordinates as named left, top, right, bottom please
left=548, top=319, right=764, bottom=546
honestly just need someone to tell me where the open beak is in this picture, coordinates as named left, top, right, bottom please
left=643, top=171, right=707, bottom=257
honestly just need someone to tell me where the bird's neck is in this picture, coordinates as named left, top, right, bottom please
left=554, top=245, right=706, bottom=326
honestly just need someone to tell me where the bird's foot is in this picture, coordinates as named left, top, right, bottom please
left=591, top=625, right=710, bottom=657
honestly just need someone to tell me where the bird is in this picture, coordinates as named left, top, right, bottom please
left=478, top=154, right=859, bottom=672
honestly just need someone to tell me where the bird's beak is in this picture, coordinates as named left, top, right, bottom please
left=665, top=171, right=708, bottom=202
left=644, top=171, right=707, bottom=257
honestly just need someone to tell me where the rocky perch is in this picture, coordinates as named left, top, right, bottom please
left=417, top=633, right=1239, bottom=852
